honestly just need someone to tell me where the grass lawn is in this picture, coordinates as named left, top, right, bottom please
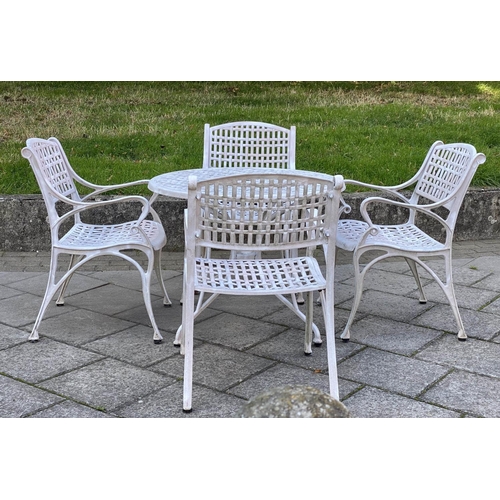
left=1, top=81, right=500, bottom=195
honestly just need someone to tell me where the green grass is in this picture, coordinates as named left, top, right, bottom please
left=2, top=81, right=500, bottom=195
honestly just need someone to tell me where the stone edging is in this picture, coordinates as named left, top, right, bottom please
left=1, top=188, right=499, bottom=252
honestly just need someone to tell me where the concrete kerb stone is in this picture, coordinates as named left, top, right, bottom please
left=1, top=188, right=500, bottom=252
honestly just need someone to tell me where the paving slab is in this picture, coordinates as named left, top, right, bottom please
left=337, top=347, right=450, bottom=397
left=85, top=325, right=181, bottom=366
left=413, top=304, right=500, bottom=340
left=179, top=311, right=288, bottom=350
left=0, top=324, right=29, bottom=350
left=116, top=382, right=245, bottom=418
left=0, top=285, right=24, bottom=300
left=153, top=342, right=275, bottom=391
left=38, top=358, right=176, bottom=412
left=408, top=282, right=499, bottom=310
left=342, top=386, right=461, bottom=418
left=0, top=338, right=104, bottom=383
left=5, top=272, right=108, bottom=298
left=416, top=334, right=500, bottom=378
left=338, top=289, right=434, bottom=323
left=28, top=400, right=115, bottom=418
left=0, top=374, right=63, bottom=418
left=33, top=309, right=137, bottom=346
left=420, top=370, right=500, bottom=418
left=247, top=327, right=362, bottom=369
left=342, top=268, right=433, bottom=295
left=0, top=292, right=76, bottom=328
left=115, top=298, right=218, bottom=334
left=228, top=363, right=359, bottom=401
left=341, top=316, right=443, bottom=355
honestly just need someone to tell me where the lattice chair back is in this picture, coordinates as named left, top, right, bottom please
left=23, top=137, right=84, bottom=229
left=189, top=172, right=339, bottom=255
left=409, top=141, right=481, bottom=228
left=203, top=121, right=296, bottom=169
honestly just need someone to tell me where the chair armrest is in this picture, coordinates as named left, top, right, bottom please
left=344, top=179, right=412, bottom=203
left=80, top=179, right=149, bottom=200
left=359, top=196, right=453, bottom=240
left=55, top=195, right=153, bottom=229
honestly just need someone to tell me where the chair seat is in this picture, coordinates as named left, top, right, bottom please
left=337, top=220, right=444, bottom=252
left=194, top=256, right=326, bottom=295
left=57, top=220, right=166, bottom=251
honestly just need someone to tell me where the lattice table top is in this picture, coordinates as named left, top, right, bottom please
left=148, top=168, right=334, bottom=199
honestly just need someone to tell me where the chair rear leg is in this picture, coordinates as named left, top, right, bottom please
left=285, top=248, right=305, bottom=304
left=405, top=258, right=427, bottom=303
left=55, top=254, right=82, bottom=306
left=440, top=255, right=466, bottom=341
left=154, top=249, right=172, bottom=306
left=340, top=253, right=366, bottom=342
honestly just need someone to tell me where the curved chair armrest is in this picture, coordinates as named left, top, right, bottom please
left=359, top=196, right=454, bottom=240
left=80, top=179, right=150, bottom=200
left=344, top=179, right=413, bottom=203
left=56, top=195, right=153, bottom=230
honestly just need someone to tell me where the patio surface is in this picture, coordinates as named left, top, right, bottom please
left=2, top=239, right=500, bottom=418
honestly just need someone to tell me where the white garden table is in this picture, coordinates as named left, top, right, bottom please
left=148, top=167, right=334, bottom=200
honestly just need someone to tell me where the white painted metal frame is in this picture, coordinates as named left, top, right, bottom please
left=21, top=137, right=171, bottom=343
left=202, top=121, right=306, bottom=303
left=179, top=171, right=345, bottom=412
left=203, top=121, right=296, bottom=170
left=336, top=141, right=486, bottom=342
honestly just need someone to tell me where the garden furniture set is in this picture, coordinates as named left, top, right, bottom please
left=21, top=122, right=485, bottom=412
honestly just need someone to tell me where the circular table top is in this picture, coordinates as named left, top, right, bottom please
left=148, top=168, right=334, bottom=199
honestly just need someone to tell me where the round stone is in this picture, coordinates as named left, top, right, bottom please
left=240, top=385, right=351, bottom=418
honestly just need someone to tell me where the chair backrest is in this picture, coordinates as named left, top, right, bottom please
left=409, top=141, right=486, bottom=228
left=186, top=172, right=344, bottom=254
left=203, top=121, right=296, bottom=169
left=21, top=137, right=83, bottom=228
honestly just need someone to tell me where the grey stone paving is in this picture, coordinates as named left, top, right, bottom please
left=1, top=240, right=500, bottom=418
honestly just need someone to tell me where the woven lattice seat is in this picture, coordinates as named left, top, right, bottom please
left=194, top=257, right=325, bottom=294
left=179, top=171, right=345, bottom=412
left=338, top=221, right=445, bottom=253
left=337, top=141, right=486, bottom=342
left=59, top=220, right=165, bottom=250
left=21, top=137, right=171, bottom=344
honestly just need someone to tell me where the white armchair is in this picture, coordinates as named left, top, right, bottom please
left=21, top=137, right=171, bottom=344
left=336, top=141, right=486, bottom=342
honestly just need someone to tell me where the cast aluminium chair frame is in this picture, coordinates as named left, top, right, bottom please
left=21, top=137, right=171, bottom=344
left=336, top=141, right=486, bottom=342
left=201, top=121, right=312, bottom=306
left=179, top=171, right=345, bottom=412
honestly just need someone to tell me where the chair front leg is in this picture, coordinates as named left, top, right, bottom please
left=304, top=291, right=314, bottom=355
left=181, top=263, right=196, bottom=413
left=30, top=249, right=64, bottom=341
left=319, top=289, right=339, bottom=400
